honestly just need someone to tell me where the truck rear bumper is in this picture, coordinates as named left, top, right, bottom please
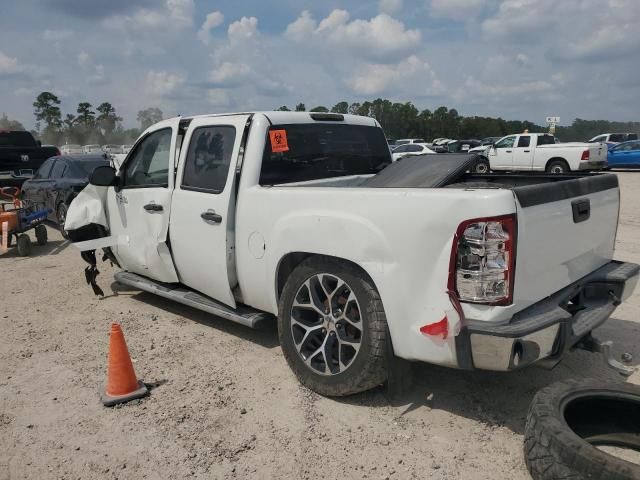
left=578, top=160, right=607, bottom=170
left=455, top=260, right=639, bottom=371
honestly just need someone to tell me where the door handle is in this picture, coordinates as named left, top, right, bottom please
left=505, top=150, right=512, bottom=153
left=523, top=150, right=530, bottom=152
left=143, top=203, right=163, bottom=212
left=201, top=210, right=222, bottom=223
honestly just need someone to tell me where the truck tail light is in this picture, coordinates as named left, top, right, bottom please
left=448, top=214, right=517, bottom=306
left=581, top=150, right=590, bottom=161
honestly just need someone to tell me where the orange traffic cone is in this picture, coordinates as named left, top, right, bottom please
left=100, top=323, right=148, bottom=406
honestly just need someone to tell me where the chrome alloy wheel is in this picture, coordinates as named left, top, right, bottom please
left=290, top=273, right=363, bottom=376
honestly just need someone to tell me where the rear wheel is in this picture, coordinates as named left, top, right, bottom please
left=35, top=224, right=47, bottom=245
left=16, top=233, right=31, bottom=256
left=546, top=159, right=570, bottom=174
left=278, top=257, right=388, bottom=396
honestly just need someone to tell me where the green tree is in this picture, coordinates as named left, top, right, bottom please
left=32, top=92, right=62, bottom=132
left=136, top=107, right=163, bottom=130
left=275, top=105, right=290, bottom=111
left=331, top=102, right=349, bottom=114
left=294, top=103, right=306, bottom=112
left=76, top=102, right=95, bottom=128
left=309, top=106, right=329, bottom=112
left=96, top=102, right=122, bottom=137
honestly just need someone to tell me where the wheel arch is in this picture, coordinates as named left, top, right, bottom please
left=545, top=157, right=569, bottom=170
left=275, top=252, right=377, bottom=304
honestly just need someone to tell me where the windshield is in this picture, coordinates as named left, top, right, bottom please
left=259, top=123, right=391, bottom=185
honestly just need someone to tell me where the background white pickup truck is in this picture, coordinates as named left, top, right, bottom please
left=471, top=133, right=607, bottom=174
left=65, top=112, right=638, bottom=396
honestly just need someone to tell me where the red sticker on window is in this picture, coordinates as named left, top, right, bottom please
left=269, top=129, right=289, bottom=153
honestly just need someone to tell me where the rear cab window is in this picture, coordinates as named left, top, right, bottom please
left=259, top=123, right=391, bottom=185
left=537, top=135, right=556, bottom=146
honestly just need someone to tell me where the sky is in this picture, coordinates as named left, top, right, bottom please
left=1, top=0, right=639, bottom=129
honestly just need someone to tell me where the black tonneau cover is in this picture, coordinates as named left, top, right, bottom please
left=362, top=154, right=477, bottom=188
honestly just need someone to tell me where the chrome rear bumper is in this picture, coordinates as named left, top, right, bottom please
left=455, top=261, right=639, bottom=371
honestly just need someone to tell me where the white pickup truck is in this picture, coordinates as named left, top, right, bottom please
left=471, top=133, right=607, bottom=174
left=65, top=112, right=638, bottom=396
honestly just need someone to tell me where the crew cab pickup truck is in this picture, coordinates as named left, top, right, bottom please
left=64, top=112, right=638, bottom=396
left=0, top=130, right=60, bottom=187
left=471, top=133, right=607, bottom=174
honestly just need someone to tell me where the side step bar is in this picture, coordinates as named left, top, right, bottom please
left=114, top=271, right=273, bottom=329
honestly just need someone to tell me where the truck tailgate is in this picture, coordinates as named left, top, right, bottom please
left=588, top=143, right=607, bottom=163
left=512, top=174, right=619, bottom=306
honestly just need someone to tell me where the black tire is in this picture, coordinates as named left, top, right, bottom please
left=524, top=379, right=640, bottom=480
left=546, top=159, right=570, bottom=174
left=57, top=203, right=69, bottom=239
left=473, top=157, right=490, bottom=174
left=278, top=256, right=388, bottom=396
left=16, top=233, right=31, bottom=256
left=35, top=224, right=47, bottom=245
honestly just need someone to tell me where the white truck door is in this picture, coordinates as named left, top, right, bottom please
left=106, top=118, right=181, bottom=282
left=169, top=115, right=251, bottom=308
left=512, top=135, right=535, bottom=169
left=488, top=135, right=516, bottom=169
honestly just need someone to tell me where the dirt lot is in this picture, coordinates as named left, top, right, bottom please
left=2, top=172, right=640, bottom=480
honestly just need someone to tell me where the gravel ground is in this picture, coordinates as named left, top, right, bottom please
left=1, top=172, right=639, bottom=480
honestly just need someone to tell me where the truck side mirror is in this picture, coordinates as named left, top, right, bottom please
left=89, top=165, right=118, bottom=187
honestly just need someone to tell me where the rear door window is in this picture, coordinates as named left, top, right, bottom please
left=34, top=158, right=55, bottom=179
left=50, top=160, right=67, bottom=179
left=609, top=134, right=626, bottom=142
left=517, top=136, right=531, bottom=148
left=181, top=126, right=236, bottom=193
left=259, top=124, right=391, bottom=185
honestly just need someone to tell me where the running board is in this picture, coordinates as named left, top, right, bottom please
left=114, top=271, right=273, bottom=328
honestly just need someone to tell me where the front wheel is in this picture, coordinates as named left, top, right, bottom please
left=278, top=257, right=388, bottom=396
left=473, top=158, right=490, bottom=174
left=35, top=224, right=47, bottom=245
left=16, top=233, right=31, bottom=256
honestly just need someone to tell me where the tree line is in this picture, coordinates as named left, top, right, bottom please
left=27, top=91, right=164, bottom=146
left=1, top=92, right=638, bottom=146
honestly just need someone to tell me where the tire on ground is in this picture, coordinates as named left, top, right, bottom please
left=546, top=159, right=570, bottom=174
left=278, top=256, right=388, bottom=396
left=473, top=157, right=490, bottom=174
left=524, top=379, right=640, bottom=480
left=16, top=233, right=31, bottom=256
left=35, top=224, right=47, bottom=245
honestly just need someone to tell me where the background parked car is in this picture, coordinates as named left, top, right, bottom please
left=21, top=154, right=110, bottom=230
left=447, top=139, right=482, bottom=153
left=122, top=145, right=133, bottom=154
left=391, top=143, right=435, bottom=161
left=59, top=144, right=83, bottom=155
left=0, top=130, right=60, bottom=187
left=103, top=144, right=124, bottom=154
left=480, top=136, right=502, bottom=146
left=391, top=138, right=426, bottom=147
left=589, top=133, right=638, bottom=144
left=82, top=144, right=103, bottom=154
left=607, top=140, right=640, bottom=168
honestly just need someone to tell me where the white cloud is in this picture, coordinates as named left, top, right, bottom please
left=284, top=10, right=316, bottom=41
left=197, top=11, right=224, bottom=45
left=77, top=51, right=90, bottom=66
left=145, top=71, right=185, bottom=96
left=166, top=0, right=194, bottom=28
left=228, top=17, right=258, bottom=44
left=0, top=50, right=21, bottom=75
left=206, top=88, right=230, bottom=107
left=42, top=29, right=73, bottom=42
left=347, top=55, right=442, bottom=96
left=285, top=11, right=421, bottom=61
left=208, top=62, right=251, bottom=86
left=379, top=0, right=403, bottom=14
